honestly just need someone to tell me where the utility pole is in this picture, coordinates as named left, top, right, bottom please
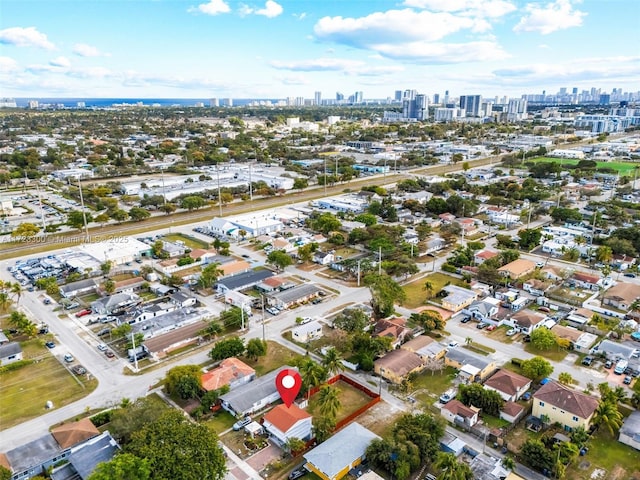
left=378, top=246, right=382, bottom=276
left=249, top=162, right=253, bottom=202
left=216, top=164, right=222, bottom=217
left=36, top=183, right=46, bottom=234
left=131, top=332, right=139, bottom=372
left=323, top=158, right=327, bottom=196
left=160, top=166, right=167, bottom=207
left=77, top=177, right=90, bottom=242
left=261, top=294, right=266, bottom=342
left=357, top=260, right=361, bottom=287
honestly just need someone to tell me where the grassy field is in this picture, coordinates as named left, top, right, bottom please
left=411, top=367, right=458, bottom=404
left=529, top=156, right=640, bottom=174
left=0, top=354, right=98, bottom=429
left=402, top=272, right=467, bottom=309
left=239, top=340, right=302, bottom=376
left=307, top=380, right=373, bottom=423
left=204, top=409, right=236, bottom=434
left=524, top=343, right=568, bottom=362
left=570, top=428, right=640, bottom=480
left=162, top=233, right=210, bottom=250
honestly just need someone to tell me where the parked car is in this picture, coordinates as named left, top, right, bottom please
left=477, top=322, right=488, bottom=329
left=506, top=329, right=517, bottom=336
left=266, top=307, right=279, bottom=315
left=582, top=356, right=594, bottom=366
left=45, top=341, right=55, bottom=349
left=97, top=344, right=107, bottom=351
left=64, top=302, right=80, bottom=310
left=486, top=325, right=496, bottom=331
left=43, top=298, right=52, bottom=305
left=289, top=466, right=308, bottom=480
left=64, top=354, right=74, bottom=363
left=311, top=298, right=323, bottom=304
left=461, top=316, right=470, bottom=323
left=624, top=375, right=632, bottom=385
left=75, top=309, right=92, bottom=318
left=623, top=273, right=637, bottom=278
left=604, top=360, right=613, bottom=369
left=71, top=365, right=86, bottom=375
left=105, top=350, right=115, bottom=358
left=232, top=416, right=252, bottom=431
left=522, top=392, right=531, bottom=401
left=97, top=328, right=111, bottom=337
left=448, top=341, right=459, bottom=348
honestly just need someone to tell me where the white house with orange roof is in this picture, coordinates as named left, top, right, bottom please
left=262, top=403, right=313, bottom=445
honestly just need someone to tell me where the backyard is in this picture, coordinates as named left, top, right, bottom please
left=162, top=233, right=210, bottom=250
left=239, top=340, right=303, bottom=376
left=410, top=366, right=458, bottom=405
left=524, top=342, right=568, bottom=362
left=402, top=272, right=467, bottom=309
left=0, top=345, right=98, bottom=428
left=306, top=380, right=373, bottom=423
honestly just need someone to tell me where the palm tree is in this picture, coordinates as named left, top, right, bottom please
left=465, top=336, right=472, bottom=346
left=321, top=347, right=344, bottom=377
left=10, top=282, right=22, bottom=305
left=316, top=385, right=341, bottom=420
left=423, top=281, right=434, bottom=301
left=0, top=291, right=12, bottom=313
left=593, top=400, right=623, bottom=435
left=434, top=452, right=473, bottom=480
left=501, top=457, right=516, bottom=472
left=298, top=358, right=327, bottom=395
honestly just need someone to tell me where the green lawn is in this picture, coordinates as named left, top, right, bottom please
left=204, top=410, right=236, bottom=434
left=402, top=273, right=467, bottom=309
left=411, top=367, right=458, bottom=404
left=529, top=157, right=640, bottom=174
left=0, top=354, right=98, bottom=429
left=239, top=340, right=303, bottom=376
left=524, top=343, right=568, bottom=362
left=570, top=428, right=640, bottom=479
left=162, top=233, right=210, bottom=250
left=307, top=381, right=372, bottom=423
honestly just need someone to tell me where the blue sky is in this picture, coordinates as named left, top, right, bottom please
left=1, top=0, right=638, bottom=99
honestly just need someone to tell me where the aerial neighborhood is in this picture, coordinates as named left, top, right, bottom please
left=1, top=91, right=640, bottom=480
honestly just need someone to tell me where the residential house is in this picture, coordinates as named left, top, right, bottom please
left=500, top=401, right=525, bottom=424
left=440, top=400, right=479, bottom=427
left=445, top=349, right=495, bottom=383
left=161, top=241, right=186, bottom=258
left=0, top=342, right=22, bottom=366
left=217, top=259, right=252, bottom=278
left=373, top=317, right=411, bottom=348
left=511, top=309, right=547, bottom=335
left=400, top=335, right=447, bottom=360
left=112, top=276, right=146, bottom=294
left=216, top=270, right=274, bottom=293
left=532, top=380, right=599, bottom=431
left=619, top=411, right=640, bottom=451
left=267, top=284, right=321, bottom=310
left=592, top=339, right=637, bottom=362
left=374, top=349, right=424, bottom=384
left=438, top=213, right=456, bottom=224
left=566, top=307, right=593, bottom=328
left=0, top=332, right=8, bottom=345
left=541, top=265, right=565, bottom=282
left=423, top=237, right=446, bottom=255
left=568, top=272, right=602, bottom=291
left=603, top=282, right=640, bottom=310
left=303, top=422, right=381, bottom=480
left=292, top=320, right=323, bottom=343
left=441, top=285, right=478, bottom=312
left=201, top=357, right=256, bottom=392
left=49, top=431, right=119, bottom=480
left=550, top=324, right=597, bottom=352
left=313, top=251, right=335, bottom=265
left=262, top=404, right=313, bottom=446
left=484, top=369, right=531, bottom=402
left=91, top=293, right=141, bottom=315
left=220, top=366, right=298, bottom=416
left=170, top=291, right=197, bottom=308
left=255, top=276, right=288, bottom=293
left=462, top=298, right=500, bottom=323
left=523, top=279, right=552, bottom=297
left=272, top=238, right=296, bottom=254
left=474, top=249, right=499, bottom=266
left=59, top=279, right=97, bottom=299
left=612, top=254, right=636, bottom=271
left=498, top=259, right=536, bottom=279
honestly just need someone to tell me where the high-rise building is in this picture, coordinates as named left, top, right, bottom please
left=394, top=90, right=402, bottom=102
left=433, top=93, right=440, bottom=105
left=459, top=95, right=482, bottom=117
left=506, top=98, right=528, bottom=122
left=336, top=92, right=344, bottom=102
left=354, top=91, right=363, bottom=104
left=415, top=94, right=429, bottom=120
left=314, top=91, right=322, bottom=106
left=599, top=94, right=611, bottom=105
left=444, top=90, right=450, bottom=105
left=209, top=98, right=219, bottom=107
left=28, top=100, right=39, bottom=109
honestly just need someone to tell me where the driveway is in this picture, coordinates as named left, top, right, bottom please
left=245, top=442, right=282, bottom=473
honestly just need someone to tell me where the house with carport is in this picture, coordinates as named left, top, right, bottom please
left=201, top=357, right=256, bottom=392
left=374, top=349, right=424, bottom=384
left=511, top=309, right=547, bottom=335
left=483, top=369, right=531, bottom=402
left=262, top=403, right=312, bottom=446
left=444, top=349, right=495, bottom=383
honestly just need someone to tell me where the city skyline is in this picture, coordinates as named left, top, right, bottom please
left=1, top=0, right=639, bottom=99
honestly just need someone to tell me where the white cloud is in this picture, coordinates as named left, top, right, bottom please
left=514, top=0, right=586, bottom=35
left=255, top=1, right=283, bottom=18
left=189, top=0, right=230, bottom=15
left=314, top=9, right=486, bottom=46
left=403, top=0, right=517, bottom=18
left=292, top=12, right=307, bottom=21
left=375, top=40, right=509, bottom=63
left=49, top=56, right=71, bottom=68
left=277, top=74, right=310, bottom=85
left=270, top=57, right=404, bottom=76
left=0, top=57, right=19, bottom=72
left=73, top=43, right=109, bottom=57
left=0, top=26, right=55, bottom=49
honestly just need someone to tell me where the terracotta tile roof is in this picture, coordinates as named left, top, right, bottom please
left=442, top=399, right=476, bottom=419
left=572, top=272, right=600, bottom=284
left=501, top=401, right=524, bottom=417
left=262, top=277, right=286, bottom=288
left=512, top=309, right=546, bottom=328
left=201, top=357, right=255, bottom=391
left=476, top=250, right=499, bottom=260
left=51, top=418, right=100, bottom=449
left=484, top=369, right=530, bottom=396
left=263, top=403, right=311, bottom=433
left=534, top=381, right=598, bottom=420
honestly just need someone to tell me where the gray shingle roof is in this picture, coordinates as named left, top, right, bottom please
left=218, top=270, right=274, bottom=291
left=220, top=366, right=296, bottom=414
left=269, top=284, right=320, bottom=304
left=0, top=342, right=21, bottom=358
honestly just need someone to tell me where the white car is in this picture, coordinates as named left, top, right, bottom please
left=97, top=344, right=107, bottom=351
left=506, top=329, right=517, bottom=336
left=448, top=341, right=459, bottom=348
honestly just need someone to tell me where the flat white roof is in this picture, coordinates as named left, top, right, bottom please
left=78, top=237, right=150, bottom=264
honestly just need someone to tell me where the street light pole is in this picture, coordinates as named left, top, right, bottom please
left=77, top=177, right=90, bottom=242
left=216, top=164, right=222, bottom=217
left=261, top=294, right=266, bottom=342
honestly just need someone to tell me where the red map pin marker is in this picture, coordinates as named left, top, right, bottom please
left=276, top=369, right=302, bottom=408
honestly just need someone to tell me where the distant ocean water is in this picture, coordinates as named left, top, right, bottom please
left=13, top=98, right=277, bottom=108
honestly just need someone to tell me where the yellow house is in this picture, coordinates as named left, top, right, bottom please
left=373, top=349, right=424, bottom=384
left=304, top=423, right=381, bottom=480
left=441, top=285, right=477, bottom=312
left=444, top=348, right=496, bottom=383
left=532, top=381, right=599, bottom=431
left=498, top=259, right=536, bottom=279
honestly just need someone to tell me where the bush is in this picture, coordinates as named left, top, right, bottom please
left=90, top=409, right=114, bottom=427
left=511, top=358, right=523, bottom=367
left=0, top=359, right=33, bottom=373
left=441, top=263, right=457, bottom=273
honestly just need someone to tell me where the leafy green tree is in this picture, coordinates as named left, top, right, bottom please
left=570, top=426, right=590, bottom=449
left=88, top=453, right=151, bottom=480
left=520, top=439, right=554, bottom=473
left=103, top=279, right=116, bottom=295
left=458, top=383, right=504, bottom=417
left=111, top=323, right=132, bottom=339
left=100, top=261, right=112, bottom=275
left=267, top=250, right=293, bottom=271
left=434, top=452, right=473, bottom=480
left=66, top=210, right=93, bottom=230
left=129, top=207, right=151, bottom=221
left=181, top=195, right=207, bottom=211
left=219, top=306, right=244, bottom=330
left=409, top=311, right=444, bottom=333
left=165, top=365, right=202, bottom=400
left=595, top=245, right=613, bottom=264
left=332, top=307, right=369, bottom=333
left=558, top=372, right=574, bottom=385
left=284, top=437, right=306, bottom=456
left=245, top=338, right=267, bottom=361
left=293, top=178, right=308, bottom=191
left=518, top=228, right=542, bottom=250
left=109, top=397, right=168, bottom=444
left=11, top=222, right=40, bottom=238
left=521, top=356, right=554, bottom=382
left=127, top=410, right=227, bottom=480
left=321, top=347, right=344, bottom=377
left=0, top=465, right=11, bottom=480
left=209, top=336, right=245, bottom=361
left=111, top=209, right=129, bottom=223
left=365, top=274, right=406, bottom=318
left=296, top=243, right=318, bottom=263
left=0, top=292, right=11, bottom=313
left=308, top=212, right=342, bottom=234
left=354, top=213, right=377, bottom=226
left=312, top=415, right=336, bottom=443
left=297, top=358, right=328, bottom=393
left=200, top=385, right=230, bottom=410
left=198, top=262, right=223, bottom=289
left=530, top=327, right=557, bottom=351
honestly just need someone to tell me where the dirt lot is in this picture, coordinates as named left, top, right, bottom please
left=353, top=400, right=405, bottom=437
